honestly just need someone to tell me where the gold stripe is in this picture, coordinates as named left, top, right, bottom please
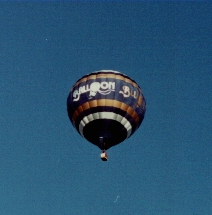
left=71, top=73, right=141, bottom=91
left=72, top=99, right=140, bottom=126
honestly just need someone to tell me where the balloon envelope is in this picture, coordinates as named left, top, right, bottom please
left=67, top=70, right=146, bottom=150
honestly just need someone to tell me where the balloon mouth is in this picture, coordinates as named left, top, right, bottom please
left=82, top=119, right=128, bottom=150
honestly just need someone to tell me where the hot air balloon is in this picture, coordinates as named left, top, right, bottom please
left=67, top=70, right=146, bottom=161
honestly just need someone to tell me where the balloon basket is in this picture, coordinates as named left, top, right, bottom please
left=100, top=151, right=108, bottom=161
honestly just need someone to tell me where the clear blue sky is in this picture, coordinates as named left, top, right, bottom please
left=1, top=2, right=212, bottom=215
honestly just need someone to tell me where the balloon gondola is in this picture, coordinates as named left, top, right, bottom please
left=67, top=70, right=146, bottom=161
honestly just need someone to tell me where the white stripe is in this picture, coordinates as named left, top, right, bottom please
left=92, top=70, right=121, bottom=74
left=79, top=112, right=132, bottom=138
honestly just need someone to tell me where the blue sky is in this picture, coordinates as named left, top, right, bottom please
left=1, top=2, right=212, bottom=215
